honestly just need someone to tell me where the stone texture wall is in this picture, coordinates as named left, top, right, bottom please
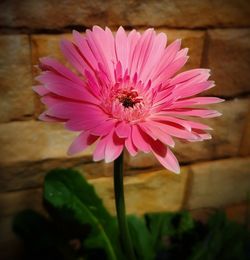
left=0, top=0, right=250, bottom=258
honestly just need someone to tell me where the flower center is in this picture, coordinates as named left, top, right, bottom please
left=117, top=90, right=142, bottom=108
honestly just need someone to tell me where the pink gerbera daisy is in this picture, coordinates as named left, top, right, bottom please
left=33, top=26, right=223, bottom=173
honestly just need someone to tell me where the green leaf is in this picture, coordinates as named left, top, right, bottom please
left=189, top=212, right=249, bottom=260
left=127, top=215, right=155, bottom=260
left=145, top=211, right=195, bottom=251
left=44, top=168, right=124, bottom=260
left=13, top=210, right=70, bottom=259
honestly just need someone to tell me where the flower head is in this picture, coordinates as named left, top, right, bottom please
left=34, top=26, right=223, bottom=173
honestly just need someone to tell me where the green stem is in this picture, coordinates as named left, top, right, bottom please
left=114, top=151, right=136, bottom=260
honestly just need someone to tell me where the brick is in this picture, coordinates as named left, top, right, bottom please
left=239, top=110, right=250, bottom=156
left=0, top=188, right=43, bottom=217
left=0, top=216, right=25, bottom=260
left=204, top=29, right=250, bottom=96
left=0, top=216, right=18, bottom=243
left=186, top=157, right=250, bottom=209
left=127, top=98, right=249, bottom=168
left=0, top=167, right=189, bottom=218
left=90, top=167, right=189, bottom=215
left=0, top=158, right=92, bottom=192
left=5, top=156, right=248, bottom=218
left=0, top=121, right=93, bottom=166
left=125, top=151, right=159, bottom=169
left=225, top=202, right=250, bottom=225
left=0, top=35, right=34, bottom=122
left=0, top=156, right=153, bottom=193
left=1, top=1, right=250, bottom=29
left=190, top=202, right=250, bottom=225
left=109, top=0, right=250, bottom=28
left=0, top=0, right=108, bottom=29
left=31, top=34, right=72, bottom=64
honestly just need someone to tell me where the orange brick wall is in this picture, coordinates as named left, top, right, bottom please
left=0, top=1, right=250, bottom=259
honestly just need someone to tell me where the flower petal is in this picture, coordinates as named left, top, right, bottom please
left=116, top=121, right=131, bottom=138
left=67, top=131, right=98, bottom=155
left=37, top=72, right=100, bottom=104
left=125, top=132, right=138, bottom=156
left=115, top=26, right=129, bottom=74
left=93, top=137, right=107, bottom=162
left=104, top=131, right=124, bottom=163
left=39, top=57, right=83, bottom=85
left=139, top=122, right=175, bottom=147
left=151, top=141, right=180, bottom=174
left=131, top=125, right=151, bottom=153
left=32, top=85, right=50, bottom=96
left=60, top=39, right=88, bottom=75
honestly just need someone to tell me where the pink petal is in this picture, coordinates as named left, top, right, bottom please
left=148, top=115, right=192, bottom=131
left=65, top=108, right=110, bottom=131
left=86, top=26, right=116, bottom=82
left=39, top=57, right=83, bottom=85
left=173, top=97, right=224, bottom=107
left=154, top=55, right=189, bottom=85
left=60, top=40, right=88, bottom=75
left=47, top=103, right=103, bottom=119
left=104, top=131, right=124, bottom=163
left=115, top=26, right=129, bottom=73
left=67, top=131, right=98, bottom=155
left=149, top=115, right=213, bottom=131
left=72, top=30, right=98, bottom=72
left=93, top=135, right=108, bottom=161
left=90, top=119, right=116, bottom=136
left=139, top=122, right=175, bottom=147
left=192, top=129, right=212, bottom=141
left=151, top=141, right=180, bottom=174
left=130, top=29, right=155, bottom=78
left=127, top=30, right=141, bottom=77
left=115, top=121, right=131, bottom=138
left=169, top=69, right=210, bottom=86
left=139, top=32, right=167, bottom=82
left=173, top=81, right=215, bottom=99
left=146, top=120, right=198, bottom=140
left=162, top=108, right=222, bottom=118
left=131, top=125, right=151, bottom=153
left=65, top=117, right=108, bottom=132
left=125, top=133, right=138, bottom=156
left=185, top=121, right=213, bottom=130
left=32, top=85, right=50, bottom=96
left=37, top=72, right=100, bottom=104
left=41, top=95, right=60, bottom=106
left=84, top=70, right=101, bottom=97
left=38, top=111, right=66, bottom=122
left=151, top=39, right=181, bottom=83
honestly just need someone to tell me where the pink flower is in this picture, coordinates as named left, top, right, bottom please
left=34, top=26, right=223, bottom=173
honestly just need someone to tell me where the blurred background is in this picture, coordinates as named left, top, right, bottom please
left=0, top=0, right=249, bottom=258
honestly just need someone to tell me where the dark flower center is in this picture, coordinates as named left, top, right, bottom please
left=120, top=96, right=136, bottom=108
left=117, top=90, right=142, bottom=108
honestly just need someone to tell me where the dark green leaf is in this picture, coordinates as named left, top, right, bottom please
left=127, top=215, right=155, bottom=260
left=145, top=211, right=194, bottom=251
left=189, top=212, right=249, bottom=260
left=44, top=168, right=124, bottom=260
left=13, top=209, right=70, bottom=259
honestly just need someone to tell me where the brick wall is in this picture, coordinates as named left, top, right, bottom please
left=0, top=1, right=250, bottom=258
